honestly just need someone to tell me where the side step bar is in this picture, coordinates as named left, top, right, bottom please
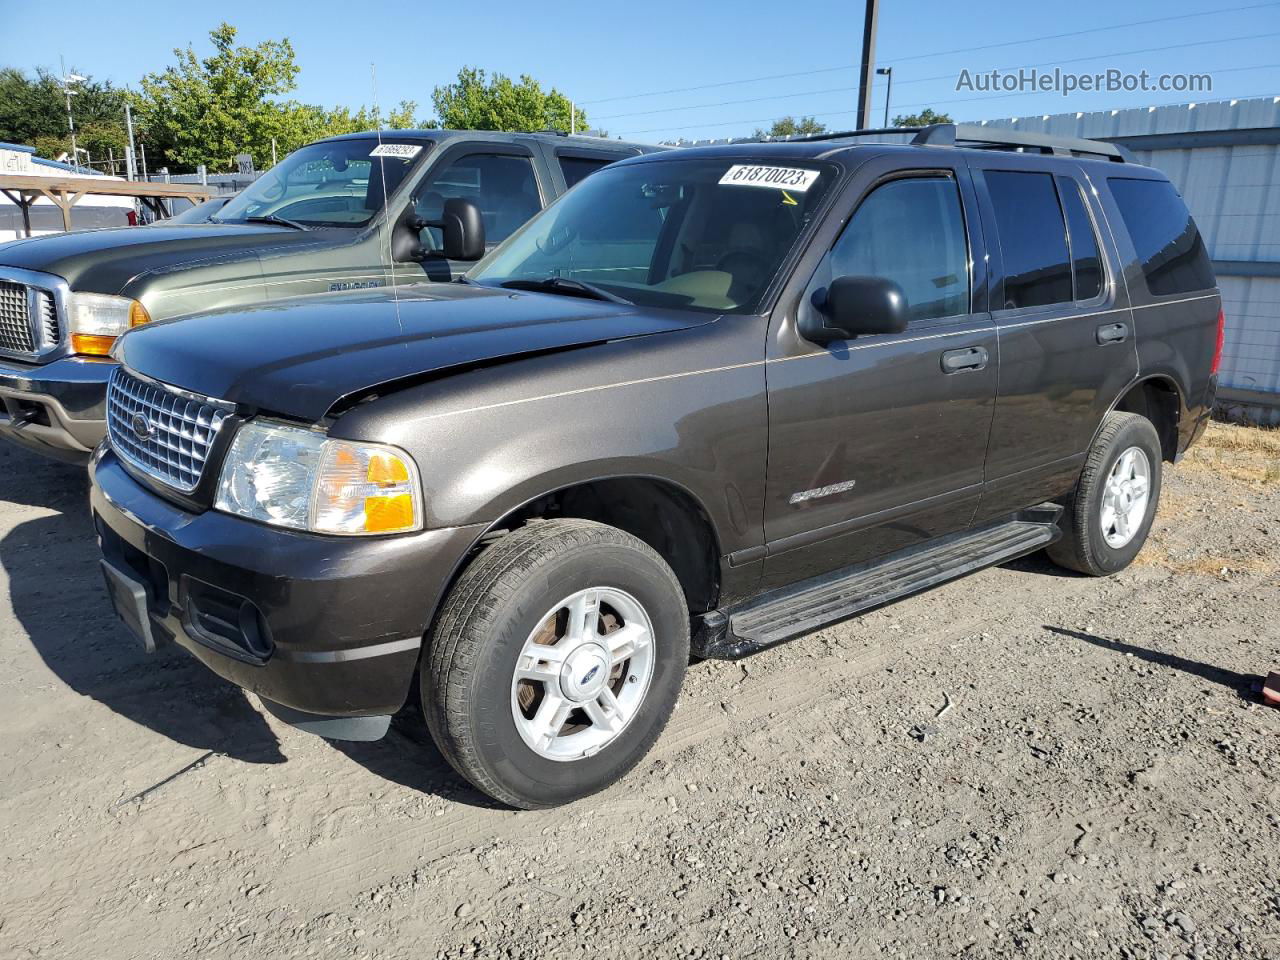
left=694, top=507, right=1062, bottom=660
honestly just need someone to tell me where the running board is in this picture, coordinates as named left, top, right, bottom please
left=694, top=507, right=1062, bottom=660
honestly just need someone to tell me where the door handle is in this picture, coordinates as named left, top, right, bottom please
left=1096, top=321, right=1129, bottom=344
left=940, top=346, right=989, bottom=373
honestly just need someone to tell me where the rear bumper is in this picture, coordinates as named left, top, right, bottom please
left=0, top=355, right=112, bottom=462
left=90, top=447, right=483, bottom=729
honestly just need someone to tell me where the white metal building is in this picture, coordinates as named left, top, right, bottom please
left=977, top=97, right=1280, bottom=423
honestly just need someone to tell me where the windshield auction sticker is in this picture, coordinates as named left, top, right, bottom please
left=719, top=164, right=820, bottom=192
left=370, top=143, right=423, bottom=160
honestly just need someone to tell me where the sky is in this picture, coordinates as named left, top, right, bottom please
left=3, top=0, right=1279, bottom=144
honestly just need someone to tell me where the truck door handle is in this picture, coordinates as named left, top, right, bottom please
left=1096, top=321, right=1129, bottom=344
left=940, top=346, right=989, bottom=373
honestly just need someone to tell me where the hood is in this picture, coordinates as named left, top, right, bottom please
left=0, top=224, right=330, bottom=293
left=116, top=283, right=718, bottom=421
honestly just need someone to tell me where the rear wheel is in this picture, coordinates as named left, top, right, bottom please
left=423, top=519, right=689, bottom=808
left=1047, top=411, right=1163, bottom=576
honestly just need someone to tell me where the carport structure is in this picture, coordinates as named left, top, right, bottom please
left=0, top=174, right=211, bottom=236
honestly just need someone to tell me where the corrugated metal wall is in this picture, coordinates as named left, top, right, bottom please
left=975, top=97, right=1280, bottom=423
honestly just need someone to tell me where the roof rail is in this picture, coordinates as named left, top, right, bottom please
left=912, top=123, right=1136, bottom=163
left=758, top=124, right=1134, bottom=163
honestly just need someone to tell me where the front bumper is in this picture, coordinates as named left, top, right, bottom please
left=90, top=447, right=484, bottom=732
left=0, top=355, right=113, bottom=462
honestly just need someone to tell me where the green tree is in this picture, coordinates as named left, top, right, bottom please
left=136, top=22, right=302, bottom=172
left=891, top=107, right=952, bottom=127
left=754, top=116, right=827, bottom=138
left=0, top=67, right=130, bottom=168
left=431, top=67, right=581, bottom=132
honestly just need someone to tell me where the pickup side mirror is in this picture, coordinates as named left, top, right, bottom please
left=392, top=197, right=486, bottom=263
left=799, top=274, right=909, bottom=343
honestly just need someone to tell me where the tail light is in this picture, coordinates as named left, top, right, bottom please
left=1210, top=308, right=1225, bottom=375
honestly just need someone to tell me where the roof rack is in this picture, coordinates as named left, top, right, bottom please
left=912, top=123, right=1136, bottom=163
left=774, top=123, right=1135, bottom=163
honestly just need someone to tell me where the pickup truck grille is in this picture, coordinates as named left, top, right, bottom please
left=0, top=281, right=37, bottom=354
left=0, top=273, right=63, bottom=359
left=107, top=368, right=233, bottom=493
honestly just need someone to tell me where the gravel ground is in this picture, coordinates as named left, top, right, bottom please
left=0, top=424, right=1277, bottom=960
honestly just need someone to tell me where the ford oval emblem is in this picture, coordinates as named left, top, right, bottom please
left=580, top=664, right=600, bottom=685
left=131, top=412, right=153, bottom=441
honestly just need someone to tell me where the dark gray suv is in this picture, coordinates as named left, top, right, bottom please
left=0, top=129, right=659, bottom=461
left=90, top=124, right=1221, bottom=808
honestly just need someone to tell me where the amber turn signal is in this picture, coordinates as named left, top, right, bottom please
left=70, top=333, right=118, bottom=356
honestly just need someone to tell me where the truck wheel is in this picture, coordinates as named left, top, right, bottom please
left=423, top=519, right=689, bottom=809
left=1047, top=412, right=1163, bottom=577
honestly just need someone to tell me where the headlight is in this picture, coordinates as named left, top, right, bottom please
left=68, top=293, right=151, bottom=356
left=214, top=420, right=422, bottom=536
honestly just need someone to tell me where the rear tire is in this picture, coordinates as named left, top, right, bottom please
left=1047, top=411, right=1163, bottom=577
left=423, top=519, right=689, bottom=809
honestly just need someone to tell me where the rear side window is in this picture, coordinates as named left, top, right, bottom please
left=1108, top=178, right=1215, bottom=296
left=830, top=176, right=970, bottom=323
left=985, top=170, right=1072, bottom=309
left=1057, top=177, right=1104, bottom=301
left=559, top=155, right=612, bottom=188
left=416, top=153, right=542, bottom=247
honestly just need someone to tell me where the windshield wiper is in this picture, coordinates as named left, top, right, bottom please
left=240, top=214, right=308, bottom=230
left=499, top=277, right=632, bottom=305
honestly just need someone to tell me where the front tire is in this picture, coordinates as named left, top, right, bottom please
left=1047, top=411, right=1163, bottom=576
left=423, top=519, right=689, bottom=809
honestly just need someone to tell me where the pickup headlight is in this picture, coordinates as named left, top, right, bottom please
left=214, top=420, right=423, bottom=535
left=69, top=293, right=151, bottom=356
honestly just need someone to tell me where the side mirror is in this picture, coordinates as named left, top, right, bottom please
left=799, top=275, right=909, bottom=343
left=392, top=197, right=486, bottom=263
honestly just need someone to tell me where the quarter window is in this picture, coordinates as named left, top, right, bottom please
left=985, top=170, right=1072, bottom=309
left=559, top=155, right=612, bottom=188
left=828, top=176, right=970, bottom=324
left=1108, top=178, right=1215, bottom=296
left=1057, top=177, right=1104, bottom=301
left=416, top=153, right=541, bottom=249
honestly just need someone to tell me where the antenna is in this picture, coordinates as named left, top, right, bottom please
left=371, top=62, right=406, bottom=339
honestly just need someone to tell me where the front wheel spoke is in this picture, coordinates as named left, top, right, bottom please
left=565, top=590, right=602, bottom=644
left=583, top=687, right=625, bottom=732
left=604, top=622, right=650, bottom=665
left=530, top=694, right=573, bottom=747
left=1114, top=508, right=1131, bottom=539
left=1129, top=477, right=1149, bottom=498
left=516, top=642, right=570, bottom=682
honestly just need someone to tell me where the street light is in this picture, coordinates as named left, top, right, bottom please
left=876, top=67, right=893, bottom=127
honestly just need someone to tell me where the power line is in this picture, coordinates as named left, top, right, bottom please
left=596, top=31, right=1280, bottom=122
left=617, top=77, right=1280, bottom=138
left=582, top=0, right=1280, bottom=106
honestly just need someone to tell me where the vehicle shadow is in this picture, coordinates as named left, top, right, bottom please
left=1003, top=550, right=1084, bottom=578
left=1042, top=624, right=1259, bottom=699
left=0, top=445, right=284, bottom=764
left=329, top=703, right=503, bottom=809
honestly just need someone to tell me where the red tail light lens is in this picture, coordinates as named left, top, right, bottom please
left=1210, top=308, right=1225, bottom=375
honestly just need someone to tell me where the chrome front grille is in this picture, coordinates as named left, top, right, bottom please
left=106, top=368, right=233, bottom=493
left=0, top=281, right=36, bottom=354
left=37, top=290, right=59, bottom=343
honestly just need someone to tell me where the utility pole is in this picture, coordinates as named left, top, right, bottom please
left=855, top=0, right=881, bottom=130
left=124, top=102, right=138, bottom=181
left=877, top=66, right=894, bottom=126
left=60, top=57, right=86, bottom=165
left=570, top=102, right=576, bottom=135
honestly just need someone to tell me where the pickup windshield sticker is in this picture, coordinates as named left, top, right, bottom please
left=719, top=164, right=820, bottom=192
left=370, top=143, right=423, bottom=160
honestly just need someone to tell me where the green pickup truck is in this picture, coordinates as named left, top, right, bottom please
left=0, top=129, right=659, bottom=461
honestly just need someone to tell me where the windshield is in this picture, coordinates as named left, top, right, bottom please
left=469, top=157, right=836, bottom=314
left=214, top=138, right=429, bottom=228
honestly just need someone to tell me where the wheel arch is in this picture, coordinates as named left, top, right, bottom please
left=480, top=473, right=723, bottom=614
left=1108, top=375, right=1183, bottom=463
